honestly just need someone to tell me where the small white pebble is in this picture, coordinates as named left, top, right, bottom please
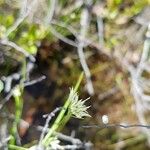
left=102, top=115, right=109, bottom=124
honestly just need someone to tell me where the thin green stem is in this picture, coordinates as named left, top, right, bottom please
left=57, top=111, right=72, bottom=132
left=10, top=87, right=23, bottom=145
left=10, top=59, right=26, bottom=144
left=42, top=72, right=83, bottom=146
left=8, top=144, right=28, bottom=150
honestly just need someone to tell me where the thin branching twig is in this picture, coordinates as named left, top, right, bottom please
left=77, top=0, right=94, bottom=95
left=38, top=107, right=61, bottom=147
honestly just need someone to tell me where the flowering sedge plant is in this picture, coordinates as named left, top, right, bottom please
left=41, top=73, right=91, bottom=148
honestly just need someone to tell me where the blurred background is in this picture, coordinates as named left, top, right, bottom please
left=1, top=0, right=150, bottom=149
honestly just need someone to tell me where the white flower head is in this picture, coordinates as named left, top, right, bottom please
left=47, top=137, right=62, bottom=150
left=69, top=88, right=91, bottom=119
left=28, top=145, right=37, bottom=150
left=13, top=86, right=21, bottom=97
left=102, top=115, right=109, bottom=124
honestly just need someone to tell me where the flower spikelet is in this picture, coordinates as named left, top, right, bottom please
left=69, top=88, right=91, bottom=119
